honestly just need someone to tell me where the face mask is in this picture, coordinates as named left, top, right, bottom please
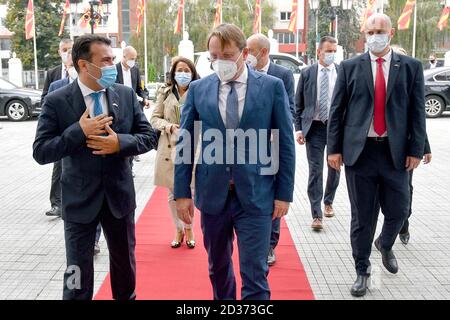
left=430, top=59, right=436, bottom=64
left=68, top=67, right=78, bottom=80
left=61, top=52, right=69, bottom=64
left=174, top=72, right=192, bottom=87
left=87, top=62, right=118, bottom=89
left=366, top=34, right=390, bottom=54
left=323, top=52, right=336, bottom=66
left=212, top=51, right=243, bottom=82
left=245, top=54, right=258, bottom=68
left=126, top=59, right=136, bottom=68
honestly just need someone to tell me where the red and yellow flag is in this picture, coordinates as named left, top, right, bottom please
left=438, top=6, right=450, bottom=31
left=136, top=0, right=145, bottom=33
left=288, top=0, right=298, bottom=33
left=397, top=0, right=416, bottom=30
left=25, top=0, right=35, bottom=40
left=78, top=9, right=90, bottom=29
left=213, top=0, right=222, bottom=28
left=360, top=0, right=377, bottom=33
left=174, top=0, right=184, bottom=34
left=58, top=0, right=71, bottom=37
left=253, top=0, right=262, bottom=34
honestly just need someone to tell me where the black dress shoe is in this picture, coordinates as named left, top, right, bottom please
left=375, top=237, right=398, bottom=274
left=45, top=206, right=61, bottom=217
left=399, top=232, right=410, bottom=245
left=350, top=275, right=370, bottom=297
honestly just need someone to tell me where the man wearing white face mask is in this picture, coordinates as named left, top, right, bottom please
left=327, top=14, right=426, bottom=297
left=294, top=36, right=341, bottom=233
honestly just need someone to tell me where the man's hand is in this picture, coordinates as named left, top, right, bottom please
left=273, top=200, right=290, bottom=220
left=86, top=124, right=120, bottom=155
left=79, top=108, right=113, bottom=137
left=176, top=198, right=194, bottom=224
left=296, top=132, right=305, bottom=145
left=328, top=154, right=343, bottom=172
left=405, top=156, right=421, bottom=171
left=423, top=153, right=432, bottom=165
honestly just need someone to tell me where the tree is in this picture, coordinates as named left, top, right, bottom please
left=5, top=0, right=69, bottom=70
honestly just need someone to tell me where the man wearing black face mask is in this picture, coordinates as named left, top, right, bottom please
left=425, top=54, right=443, bottom=70
left=33, top=35, right=158, bottom=300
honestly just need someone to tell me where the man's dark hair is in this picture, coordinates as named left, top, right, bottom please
left=72, top=35, right=112, bottom=72
left=319, top=36, right=337, bottom=49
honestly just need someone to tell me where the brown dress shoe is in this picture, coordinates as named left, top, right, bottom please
left=324, top=204, right=335, bottom=218
left=311, top=218, right=323, bottom=231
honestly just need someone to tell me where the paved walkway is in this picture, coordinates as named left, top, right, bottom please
left=0, top=112, right=449, bottom=300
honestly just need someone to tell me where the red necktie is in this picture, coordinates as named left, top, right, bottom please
left=374, top=58, right=386, bottom=136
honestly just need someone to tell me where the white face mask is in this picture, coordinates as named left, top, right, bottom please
left=61, top=52, right=69, bottom=64
left=323, top=52, right=336, bottom=66
left=211, top=51, right=243, bottom=82
left=126, top=59, right=136, bottom=68
left=68, top=67, right=78, bottom=80
left=366, top=34, right=390, bottom=54
left=245, top=54, right=258, bottom=69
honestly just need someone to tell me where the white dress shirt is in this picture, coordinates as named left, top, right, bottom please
left=77, top=78, right=108, bottom=118
left=314, top=63, right=337, bottom=121
left=368, top=49, right=391, bottom=137
left=218, top=65, right=248, bottom=125
left=121, top=63, right=133, bottom=89
left=258, top=60, right=271, bottom=74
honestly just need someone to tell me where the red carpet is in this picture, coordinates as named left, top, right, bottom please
left=95, top=187, right=314, bottom=300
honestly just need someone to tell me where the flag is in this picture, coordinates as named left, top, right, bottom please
left=438, top=6, right=450, bottom=31
left=174, top=0, right=184, bottom=34
left=213, top=0, right=222, bottom=28
left=288, top=0, right=298, bottom=33
left=58, top=0, right=71, bottom=37
left=253, top=0, right=261, bottom=34
left=397, top=0, right=416, bottom=30
left=25, top=0, right=35, bottom=40
left=78, top=10, right=90, bottom=29
left=136, top=0, right=145, bottom=33
left=360, top=0, right=377, bottom=32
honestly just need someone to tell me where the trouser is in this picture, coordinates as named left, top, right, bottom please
left=49, top=160, right=62, bottom=208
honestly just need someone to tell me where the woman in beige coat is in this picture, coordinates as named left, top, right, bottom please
left=150, top=57, right=200, bottom=249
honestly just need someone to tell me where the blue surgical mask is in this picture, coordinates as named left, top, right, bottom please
left=175, top=72, right=192, bottom=87
left=87, top=62, right=118, bottom=89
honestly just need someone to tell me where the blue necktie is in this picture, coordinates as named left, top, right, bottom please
left=318, top=68, right=329, bottom=123
left=226, top=81, right=239, bottom=129
left=90, top=92, right=103, bottom=117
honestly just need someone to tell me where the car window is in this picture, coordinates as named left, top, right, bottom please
left=271, top=57, right=301, bottom=73
left=0, top=78, right=18, bottom=90
left=433, top=71, right=450, bottom=82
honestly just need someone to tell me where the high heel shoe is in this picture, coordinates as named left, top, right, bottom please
left=171, top=230, right=184, bottom=248
left=185, top=228, right=195, bottom=249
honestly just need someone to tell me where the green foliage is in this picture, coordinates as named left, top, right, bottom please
left=5, top=0, right=69, bottom=70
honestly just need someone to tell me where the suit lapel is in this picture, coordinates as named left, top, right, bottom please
left=239, top=68, right=262, bottom=128
left=106, top=86, right=120, bottom=129
left=67, top=81, right=87, bottom=120
left=386, top=51, right=401, bottom=102
left=311, top=64, right=318, bottom=105
left=115, top=63, right=123, bottom=84
left=131, top=67, right=138, bottom=91
left=210, top=75, right=226, bottom=132
left=360, top=52, right=374, bottom=100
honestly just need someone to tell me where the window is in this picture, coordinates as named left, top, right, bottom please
left=0, top=39, right=11, bottom=51
left=280, top=12, right=291, bottom=21
left=271, top=57, right=301, bottom=73
left=275, top=32, right=298, bottom=44
left=434, top=71, right=450, bottom=82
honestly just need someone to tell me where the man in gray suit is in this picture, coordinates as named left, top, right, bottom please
left=294, top=36, right=341, bottom=231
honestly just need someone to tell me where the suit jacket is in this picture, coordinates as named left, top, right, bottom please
left=267, top=62, right=295, bottom=120
left=327, top=51, right=426, bottom=170
left=115, top=62, right=148, bottom=102
left=42, top=65, right=63, bottom=102
left=48, top=77, right=70, bottom=94
left=33, top=81, right=158, bottom=224
left=294, top=63, right=338, bottom=137
left=174, top=67, right=296, bottom=215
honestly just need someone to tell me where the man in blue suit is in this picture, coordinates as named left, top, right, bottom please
left=327, top=14, right=426, bottom=297
left=174, top=24, right=295, bottom=300
left=246, top=33, right=295, bottom=267
left=33, top=35, right=158, bottom=300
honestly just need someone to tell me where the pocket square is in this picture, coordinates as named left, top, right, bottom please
left=394, top=64, right=400, bottom=67
left=113, top=103, right=119, bottom=108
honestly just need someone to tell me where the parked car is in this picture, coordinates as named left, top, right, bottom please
left=0, top=78, right=42, bottom=121
left=146, top=82, right=164, bottom=101
left=424, top=66, right=450, bottom=118
left=194, top=51, right=307, bottom=90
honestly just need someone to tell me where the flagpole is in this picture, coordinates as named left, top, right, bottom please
left=32, top=0, right=38, bottom=90
left=296, top=2, right=299, bottom=59
left=412, top=0, right=417, bottom=58
left=220, top=0, right=223, bottom=23
left=182, top=0, right=186, bottom=34
left=143, top=0, right=148, bottom=84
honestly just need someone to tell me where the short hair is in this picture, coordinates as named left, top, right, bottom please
left=123, top=46, right=137, bottom=57
left=391, top=45, right=407, bottom=56
left=319, top=36, right=337, bottom=49
left=168, top=56, right=200, bottom=87
left=366, top=13, right=392, bottom=30
left=59, top=38, right=73, bottom=48
left=247, top=33, right=271, bottom=51
left=72, top=35, right=111, bottom=73
left=207, top=23, right=247, bottom=51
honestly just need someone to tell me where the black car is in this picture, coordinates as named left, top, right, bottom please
left=424, top=67, right=450, bottom=118
left=0, top=78, right=42, bottom=121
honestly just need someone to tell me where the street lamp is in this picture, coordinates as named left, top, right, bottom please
left=309, top=0, right=319, bottom=62
left=330, top=0, right=341, bottom=41
left=342, top=0, right=353, bottom=11
left=87, top=0, right=112, bottom=35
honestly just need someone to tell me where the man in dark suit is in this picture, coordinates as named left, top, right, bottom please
left=425, top=54, right=444, bottom=70
left=41, top=39, right=73, bottom=218
left=33, top=35, right=158, bottom=300
left=175, top=24, right=295, bottom=300
left=327, top=14, right=426, bottom=297
left=246, top=33, right=295, bottom=267
left=294, top=36, right=341, bottom=232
